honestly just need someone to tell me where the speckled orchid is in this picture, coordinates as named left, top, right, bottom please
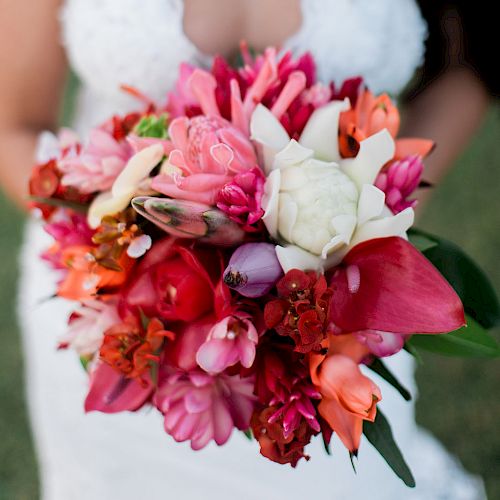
left=250, top=100, right=415, bottom=272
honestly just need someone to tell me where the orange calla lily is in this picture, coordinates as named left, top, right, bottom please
left=58, top=245, right=134, bottom=301
left=310, top=350, right=381, bottom=453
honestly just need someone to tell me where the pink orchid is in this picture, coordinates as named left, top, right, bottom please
left=155, top=369, right=256, bottom=450
left=375, top=155, right=424, bottom=213
left=60, top=299, right=121, bottom=356
left=196, top=313, right=259, bottom=373
left=42, top=211, right=94, bottom=269
left=355, top=330, right=407, bottom=358
left=59, top=127, right=133, bottom=193
left=217, top=167, right=265, bottom=231
left=329, top=237, right=466, bottom=334
left=151, top=115, right=257, bottom=205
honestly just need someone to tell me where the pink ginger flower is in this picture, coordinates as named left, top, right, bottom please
left=355, top=330, right=407, bottom=358
left=217, top=167, right=265, bottom=231
left=60, top=299, right=121, bottom=356
left=59, top=127, right=133, bottom=193
left=151, top=115, right=257, bottom=205
left=196, top=313, right=259, bottom=373
left=155, top=369, right=256, bottom=450
left=42, top=211, right=94, bottom=269
left=375, top=155, right=424, bottom=214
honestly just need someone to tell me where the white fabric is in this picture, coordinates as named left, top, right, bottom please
left=18, top=1, right=486, bottom=498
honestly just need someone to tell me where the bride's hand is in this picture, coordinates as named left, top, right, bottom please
left=0, top=0, right=67, bottom=208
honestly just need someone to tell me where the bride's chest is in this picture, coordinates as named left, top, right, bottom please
left=61, top=0, right=427, bottom=104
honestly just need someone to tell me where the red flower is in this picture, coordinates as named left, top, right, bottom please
left=329, top=237, right=465, bottom=334
left=251, top=406, right=315, bottom=467
left=124, top=238, right=219, bottom=322
left=100, top=317, right=173, bottom=382
left=264, top=270, right=333, bottom=353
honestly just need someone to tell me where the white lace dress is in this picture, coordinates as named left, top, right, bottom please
left=18, top=1, right=487, bottom=499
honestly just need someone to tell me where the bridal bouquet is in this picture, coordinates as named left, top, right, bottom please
left=28, top=46, right=500, bottom=486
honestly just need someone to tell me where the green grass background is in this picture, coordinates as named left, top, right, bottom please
left=0, top=88, right=498, bottom=498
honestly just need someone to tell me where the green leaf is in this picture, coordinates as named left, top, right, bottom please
left=368, top=358, right=412, bottom=401
left=407, top=230, right=438, bottom=252
left=242, top=429, right=253, bottom=441
left=135, top=114, right=169, bottom=139
left=29, top=196, right=88, bottom=213
left=407, top=316, right=500, bottom=358
left=409, top=228, right=500, bottom=329
left=79, top=355, right=91, bottom=371
left=363, top=409, right=415, bottom=488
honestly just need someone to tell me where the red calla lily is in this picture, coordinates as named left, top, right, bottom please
left=84, top=362, right=152, bottom=413
left=329, top=237, right=465, bottom=334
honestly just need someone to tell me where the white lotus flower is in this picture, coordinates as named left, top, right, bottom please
left=250, top=100, right=414, bottom=272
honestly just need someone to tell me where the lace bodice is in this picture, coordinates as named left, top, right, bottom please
left=61, top=0, right=427, bottom=131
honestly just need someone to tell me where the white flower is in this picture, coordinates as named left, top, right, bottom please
left=250, top=100, right=414, bottom=272
left=87, top=143, right=164, bottom=228
left=60, top=299, right=121, bottom=356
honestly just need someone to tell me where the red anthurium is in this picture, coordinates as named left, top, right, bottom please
left=329, top=237, right=465, bottom=334
left=84, top=362, right=152, bottom=413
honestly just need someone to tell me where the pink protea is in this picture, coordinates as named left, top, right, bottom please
left=151, top=115, right=257, bottom=205
left=375, top=154, right=424, bottom=213
left=59, top=299, right=121, bottom=356
left=196, top=313, right=259, bottom=374
left=155, top=369, right=256, bottom=450
left=216, top=167, right=265, bottom=231
left=59, top=127, right=133, bottom=193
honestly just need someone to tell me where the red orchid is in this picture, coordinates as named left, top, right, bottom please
left=329, top=237, right=466, bottom=334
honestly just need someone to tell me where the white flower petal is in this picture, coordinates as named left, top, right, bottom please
left=87, top=190, right=134, bottom=229
left=275, top=245, right=322, bottom=273
left=299, top=98, right=350, bottom=162
left=112, top=143, right=164, bottom=197
left=325, top=207, right=415, bottom=268
left=278, top=193, right=298, bottom=242
left=279, top=166, right=308, bottom=192
left=274, top=139, right=314, bottom=170
left=340, top=129, right=395, bottom=190
left=261, top=169, right=281, bottom=239
left=321, top=214, right=357, bottom=258
left=250, top=104, right=290, bottom=173
left=127, top=234, right=152, bottom=258
left=357, top=184, right=386, bottom=225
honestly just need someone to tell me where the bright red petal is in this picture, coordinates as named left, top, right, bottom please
left=329, top=237, right=465, bottom=334
left=84, top=362, right=152, bottom=413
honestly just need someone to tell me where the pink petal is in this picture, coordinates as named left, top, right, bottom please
left=84, top=362, right=152, bottom=413
left=196, top=338, right=239, bottom=373
left=212, top=397, right=234, bottom=445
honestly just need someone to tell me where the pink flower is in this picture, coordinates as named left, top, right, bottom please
left=155, top=369, right=256, bottom=450
left=355, top=330, right=407, bottom=357
left=42, top=211, right=94, bottom=269
left=59, top=127, right=133, bottom=193
left=151, top=115, right=257, bottom=205
left=375, top=155, right=424, bottom=214
left=196, top=313, right=259, bottom=373
left=217, top=167, right=265, bottom=231
left=60, top=299, right=121, bottom=356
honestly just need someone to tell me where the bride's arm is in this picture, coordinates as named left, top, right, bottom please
left=0, top=0, right=67, bottom=208
left=401, top=5, right=494, bottom=209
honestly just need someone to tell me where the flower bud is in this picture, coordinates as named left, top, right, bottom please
left=223, top=243, right=283, bottom=298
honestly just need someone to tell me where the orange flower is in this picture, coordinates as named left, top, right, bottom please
left=339, top=88, right=435, bottom=160
left=57, top=245, right=134, bottom=301
left=310, top=351, right=381, bottom=453
left=339, top=90, right=400, bottom=158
